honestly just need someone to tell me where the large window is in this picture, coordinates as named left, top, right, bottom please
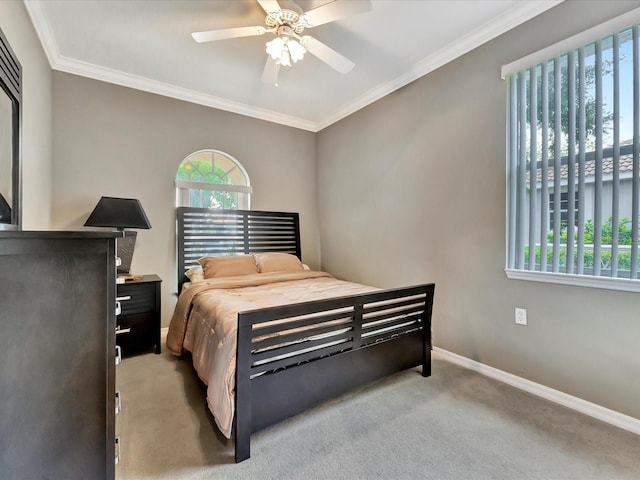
left=176, top=150, right=251, bottom=209
left=504, top=12, right=640, bottom=291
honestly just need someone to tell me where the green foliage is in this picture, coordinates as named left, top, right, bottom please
left=527, top=216, right=638, bottom=273
left=525, top=245, right=634, bottom=271
left=176, top=159, right=232, bottom=184
left=527, top=56, right=614, bottom=156
left=547, top=216, right=634, bottom=245
left=177, top=160, right=238, bottom=209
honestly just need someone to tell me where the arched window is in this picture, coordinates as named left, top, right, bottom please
left=175, top=150, right=251, bottom=209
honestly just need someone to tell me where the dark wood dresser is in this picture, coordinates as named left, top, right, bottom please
left=0, top=231, right=119, bottom=479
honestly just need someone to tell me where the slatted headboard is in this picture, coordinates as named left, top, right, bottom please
left=176, top=207, right=301, bottom=292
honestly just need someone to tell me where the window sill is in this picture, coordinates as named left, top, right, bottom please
left=504, top=269, right=640, bottom=293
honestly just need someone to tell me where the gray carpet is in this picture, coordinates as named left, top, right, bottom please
left=115, top=345, right=640, bottom=480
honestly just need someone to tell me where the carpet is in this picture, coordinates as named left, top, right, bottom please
left=115, top=347, right=640, bottom=480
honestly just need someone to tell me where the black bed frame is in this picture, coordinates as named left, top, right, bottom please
left=176, top=207, right=435, bottom=462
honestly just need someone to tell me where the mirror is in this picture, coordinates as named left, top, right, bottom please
left=0, top=27, right=21, bottom=230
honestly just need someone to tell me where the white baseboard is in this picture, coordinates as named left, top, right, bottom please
left=432, top=347, right=640, bottom=436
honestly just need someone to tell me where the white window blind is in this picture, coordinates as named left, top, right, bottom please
left=505, top=19, right=640, bottom=290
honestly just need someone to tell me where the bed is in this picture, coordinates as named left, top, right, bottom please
left=167, top=207, right=435, bottom=462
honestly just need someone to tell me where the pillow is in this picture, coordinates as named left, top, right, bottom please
left=254, top=252, right=304, bottom=273
left=198, top=255, right=258, bottom=279
left=185, top=266, right=204, bottom=283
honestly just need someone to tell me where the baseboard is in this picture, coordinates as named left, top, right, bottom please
left=161, top=326, right=169, bottom=336
left=432, top=347, right=640, bottom=436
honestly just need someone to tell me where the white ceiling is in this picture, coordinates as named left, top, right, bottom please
left=25, top=0, right=561, bottom=132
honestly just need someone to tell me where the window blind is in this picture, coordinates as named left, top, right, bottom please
left=506, top=24, right=640, bottom=282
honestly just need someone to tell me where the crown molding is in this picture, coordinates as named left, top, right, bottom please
left=24, top=0, right=59, bottom=67
left=23, top=0, right=317, bottom=132
left=54, top=54, right=318, bottom=132
left=25, top=0, right=561, bottom=133
left=315, top=0, right=563, bottom=130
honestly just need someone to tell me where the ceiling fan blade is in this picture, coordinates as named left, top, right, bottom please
left=192, top=26, right=264, bottom=43
left=257, top=0, right=281, bottom=14
left=301, top=0, right=372, bottom=28
left=301, top=35, right=354, bottom=74
left=262, top=57, right=280, bottom=85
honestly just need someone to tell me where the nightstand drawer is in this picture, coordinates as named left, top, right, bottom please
left=117, top=283, right=155, bottom=315
left=116, top=312, right=153, bottom=355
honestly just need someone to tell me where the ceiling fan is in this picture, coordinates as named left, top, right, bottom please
left=191, top=0, right=372, bottom=85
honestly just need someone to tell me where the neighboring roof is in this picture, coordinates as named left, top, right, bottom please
left=532, top=140, right=637, bottom=183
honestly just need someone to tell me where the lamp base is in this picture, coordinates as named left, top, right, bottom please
left=117, top=231, right=137, bottom=275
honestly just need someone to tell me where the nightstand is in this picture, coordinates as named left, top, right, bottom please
left=116, top=274, right=162, bottom=356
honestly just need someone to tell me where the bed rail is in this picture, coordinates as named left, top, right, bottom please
left=234, top=283, right=435, bottom=462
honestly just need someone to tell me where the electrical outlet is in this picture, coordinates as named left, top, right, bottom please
left=515, top=308, right=527, bottom=325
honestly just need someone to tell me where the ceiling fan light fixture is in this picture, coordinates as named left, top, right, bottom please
left=192, top=0, right=372, bottom=79
left=265, top=36, right=306, bottom=67
left=280, top=47, right=291, bottom=67
left=288, top=38, right=306, bottom=62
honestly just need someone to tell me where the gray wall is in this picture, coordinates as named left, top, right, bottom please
left=317, top=0, right=640, bottom=420
left=0, top=1, right=52, bottom=229
left=51, top=72, right=319, bottom=326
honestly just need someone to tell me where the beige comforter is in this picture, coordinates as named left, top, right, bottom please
left=166, top=270, right=377, bottom=438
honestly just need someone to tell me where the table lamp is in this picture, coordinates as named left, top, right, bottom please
left=84, top=196, right=151, bottom=274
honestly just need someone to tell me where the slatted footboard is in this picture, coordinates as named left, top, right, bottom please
left=234, top=283, right=435, bottom=462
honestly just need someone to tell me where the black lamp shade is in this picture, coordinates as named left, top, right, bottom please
left=84, top=196, right=151, bottom=230
left=84, top=196, right=151, bottom=275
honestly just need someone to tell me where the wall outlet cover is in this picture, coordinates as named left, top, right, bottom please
left=515, top=307, right=527, bottom=325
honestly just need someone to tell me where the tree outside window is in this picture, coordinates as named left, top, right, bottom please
left=175, top=150, right=251, bottom=209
